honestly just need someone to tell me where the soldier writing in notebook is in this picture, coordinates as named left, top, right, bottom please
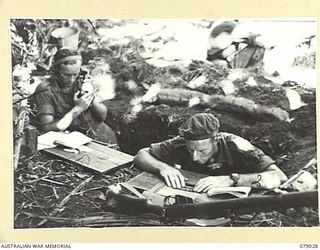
left=134, top=113, right=287, bottom=194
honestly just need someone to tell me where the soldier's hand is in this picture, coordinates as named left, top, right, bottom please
left=74, top=91, right=94, bottom=112
left=194, top=176, right=230, bottom=193
left=81, top=78, right=94, bottom=95
left=159, top=166, right=186, bottom=189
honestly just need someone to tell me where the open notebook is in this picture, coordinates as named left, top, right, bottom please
left=150, top=179, right=251, bottom=199
left=38, top=131, right=92, bottom=150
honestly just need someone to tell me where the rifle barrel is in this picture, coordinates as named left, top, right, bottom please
left=164, top=191, right=318, bottom=220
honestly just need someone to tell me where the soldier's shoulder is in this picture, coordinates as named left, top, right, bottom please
left=169, top=136, right=186, bottom=149
left=34, top=78, right=54, bottom=92
left=222, top=132, right=254, bottom=152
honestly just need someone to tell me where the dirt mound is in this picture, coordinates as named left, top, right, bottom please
left=99, top=53, right=316, bottom=180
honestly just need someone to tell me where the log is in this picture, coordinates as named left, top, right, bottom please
left=203, top=94, right=289, bottom=122
left=156, top=88, right=289, bottom=122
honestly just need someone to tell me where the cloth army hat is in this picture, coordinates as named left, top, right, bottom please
left=179, top=113, right=220, bottom=140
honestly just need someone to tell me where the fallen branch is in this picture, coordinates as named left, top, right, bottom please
left=37, top=175, right=94, bottom=227
left=13, top=107, right=28, bottom=170
left=15, top=187, right=34, bottom=202
left=75, top=186, right=105, bottom=195
left=87, top=19, right=98, bottom=35
left=21, top=169, right=52, bottom=184
left=27, top=212, right=128, bottom=223
left=41, top=178, right=67, bottom=186
left=24, top=212, right=162, bottom=227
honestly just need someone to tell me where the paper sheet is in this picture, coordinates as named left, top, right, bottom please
left=37, top=131, right=92, bottom=150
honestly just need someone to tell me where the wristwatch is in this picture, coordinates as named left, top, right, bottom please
left=230, top=173, right=240, bottom=187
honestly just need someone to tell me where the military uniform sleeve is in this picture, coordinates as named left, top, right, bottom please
left=149, top=137, right=180, bottom=166
left=227, top=133, right=275, bottom=172
left=33, top=85, right=55, bottom=118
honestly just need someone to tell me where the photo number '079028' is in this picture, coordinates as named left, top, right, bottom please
left=299, top=244, right=319, bottom=249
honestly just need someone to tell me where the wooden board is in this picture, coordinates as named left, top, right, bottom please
left=43, top=142, right=133, bottom=173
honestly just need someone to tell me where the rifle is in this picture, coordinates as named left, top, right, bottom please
left=165, top=190, right=318, bottom=220
left=104, top=190, right=318, bottom=221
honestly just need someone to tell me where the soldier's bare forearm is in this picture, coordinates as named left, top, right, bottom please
left=91, top=99, right=107, bottom=122
left=40, top=107, right=82, bottom=132
left=134, top=148, right=172, bottom=174
left=237, top=170, right=287, bottom=189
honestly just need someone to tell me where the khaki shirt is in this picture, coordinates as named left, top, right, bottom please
left=149, top=132, right=275, bottom=176
left=32, top=77, right=118, bottom=144
left=33, top=77, right=91, bottom=132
